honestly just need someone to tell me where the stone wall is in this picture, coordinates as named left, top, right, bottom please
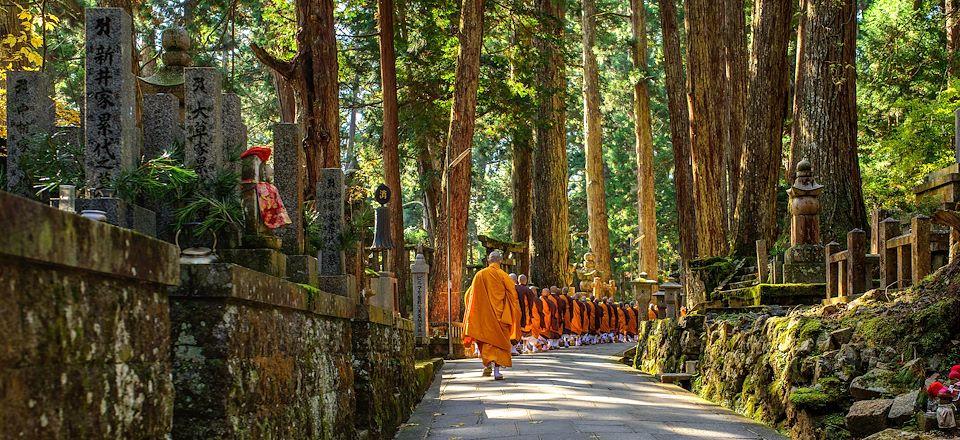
left=170, top=263, right=418, bottom=440
left=635, top=273, right=960, bottom=440
left=0, top=192, right=180, bottom=439
left=353, top=306, right=418, bottom=440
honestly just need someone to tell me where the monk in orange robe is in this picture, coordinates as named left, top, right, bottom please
left=617, top=303, right=627, bottom=341
left=569, top=294, right=583, bottom=343
left=463, top=251, right=521, bottom=380
left=539, top=288, right=560, bottom=347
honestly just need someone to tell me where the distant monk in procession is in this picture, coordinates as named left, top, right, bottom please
left=463, top=251, right=521, bottom=380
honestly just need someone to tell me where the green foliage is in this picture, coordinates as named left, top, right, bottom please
left=17, top=131, right=84, bottom=197
left=175, top=194, right=243, bottom=238
left=113, top=151, right=198, bottom=203
left=821, top=413, right=852, bottom=440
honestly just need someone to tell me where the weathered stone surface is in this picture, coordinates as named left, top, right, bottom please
left=85, top=8, right=136, bottom=189
left=287, top=254, right=319, bottom=286
left=221, top=93, right=247, bottom=171
left=316, top=168, right=345, bottom=275
left=142, top=93, right=182, bottom=160
left=0, top=192, right=177, bottom=439
left=218, top=248, right=287, bottom=279
left=888, top=390, right=921, bottom=425
left=846, top=399, right=893, bottom=437
left=273, top=123, right=305, bottom=255
left=353, top=304, right=417, bottom=439
left=5, top=71, right=55, bottom=197
left=183, top=67, right=223, bottom=182
left=864, top=429, right=924, bottom=440
left=850, top=369, right=896, bottom=400
left=830, top=327, right=854, bottom=349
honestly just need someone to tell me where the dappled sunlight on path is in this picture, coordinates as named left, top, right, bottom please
left=395, top=343, right=786, bottom=440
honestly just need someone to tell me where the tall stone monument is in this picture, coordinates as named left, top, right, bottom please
left=183, top=67, right=223, bottom=182
left=411, top=251, right=430, bottom=345
left=783, top=158, right=826, bottom=283
left=222, top=93, right=248, bottom=172
left=315, top=168, right=356, bottom=298
left=139, top=27, right=190, bottom=110
left=84, top=7, right=136, bottom=190
left=142, top=93, right=182, bottom=160
left=5, top=71, right=55, bottom=197
left=273, top=123, right=318, bottom=286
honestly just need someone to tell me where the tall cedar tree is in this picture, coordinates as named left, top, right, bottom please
left=949, top=0, right=960, bottom=75
left=531, top=0, right=570, bottom=287
left=733, top=0, right=794, bottom=256
left=631, top=0, right=658, bottom=281
left=510, top=23, right=534, bottom=277
left=582, top=0, right=613, bottom=280
left=378, top=0, right=408, bottom=314
left=723, top=0, right=747, bottom=235
left=790, top=0, right=867, bottom=242
left=429, top=0, right=484, bottom=323
left=658, top=0, right=697, bottom=262
left=252, top=0, right=341, bottom=196
left=685, top=0, right=729, bottom=257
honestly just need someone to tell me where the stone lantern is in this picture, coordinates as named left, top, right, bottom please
left=783, top=158, right=826, bottom=283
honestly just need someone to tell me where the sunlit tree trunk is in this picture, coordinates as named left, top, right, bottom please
left=510, top=25, right=533, bottom=277
left=631, top=0, right=658, bottom=279
left=251, top=0, right=340, bottom=196
left=657, top=0, right=697, bottom=262
left=790, top=0, right=867, bottom=242
left=685, top=0, right=728, bottom=257
left=733, top=0, right=793, bottom=257
left=723, top=0, right=747, bottom=235
left=531, top=0, right=569, bottom=287
left=429, top=0, right=484, bottom=323
left=948, top=0, right=959, bottom=75
left=582, top=0, right=613, bottom=280
left=378, top=0, right=408, bottom=314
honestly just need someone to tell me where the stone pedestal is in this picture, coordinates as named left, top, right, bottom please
left=287, top=255, right=319, bottom=286
left=317, top=274, right=358, bottom=299
left=369, top=272, right=398, bottom=313
left=784, top=244, right=826, bottom=283
left=411, top=253, right=430, bottom=345
left=218, top=248, right=287, bottom=279
left=77, top=198, right=157, bottom=237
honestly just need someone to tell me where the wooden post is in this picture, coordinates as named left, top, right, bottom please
left=897, top=243, right=912, bottom=289
left=912, top=215, right=932, bottom=285
left=825, top=241, right=841, bottom=299
left=847, top=229, right=867, bottom=296
left=879, top=218, right=900, bottom=289
left=870, top=208, right=887, bottom=254
left=756, top=239, right=769, bottom=283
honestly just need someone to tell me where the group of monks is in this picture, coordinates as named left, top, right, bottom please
left=510, top=273, right=641, bottom=354
left=462, top=250, right=641, bottom=380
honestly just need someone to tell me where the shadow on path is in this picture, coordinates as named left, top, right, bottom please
left=395, top=342, right=787, bottom=440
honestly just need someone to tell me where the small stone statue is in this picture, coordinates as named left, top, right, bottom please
left=240, top=146, right=291, bottom=232
left=577, top=252, right=600, bottom=292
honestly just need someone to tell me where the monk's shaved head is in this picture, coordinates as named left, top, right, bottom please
left=509, top=273, right=518, bottom=283
left=518, top=274, right=528, bottom=284
left=487, top=250, right=503, bottom=264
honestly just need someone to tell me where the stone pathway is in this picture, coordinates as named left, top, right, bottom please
left=395, top=342, right=787, bottom=440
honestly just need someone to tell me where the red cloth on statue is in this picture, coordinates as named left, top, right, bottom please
left=255, top=182, right=291, bottom=229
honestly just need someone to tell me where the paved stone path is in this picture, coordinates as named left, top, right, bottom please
left=396, top=342, right=787, bottom=440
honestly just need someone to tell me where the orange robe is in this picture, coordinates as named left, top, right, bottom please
left=556, top=294, right=570, bottom=334
left=539, top=296, right=559, bottom=339
left=570, top=300, right=583, bottom=334
left=627, top=307, right=639, bottom=336
left=599, top=303, right=612, bottom=333
left=463, top=264, right=521, bottom=367
left=617, top=306, right=627, bottom=334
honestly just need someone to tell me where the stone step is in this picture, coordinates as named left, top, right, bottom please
left=726, top=280, right=758, bottom=290
left=658, top=373, right=693, bottom=384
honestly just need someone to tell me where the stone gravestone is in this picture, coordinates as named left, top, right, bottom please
left=315, top=168, right=356, bottom=298
left=222, top=93, right=248, bottom=173
left=84, top=7, right=136, bottom=190
left=142, top=93, right=182, bottom=160
left=183, top=67, right=223, bottom=182
left=411, top=252, right=430, bottom=345
left=5, top=71, right=55, bottom=197
left=273, top=123, right=318, bottom=286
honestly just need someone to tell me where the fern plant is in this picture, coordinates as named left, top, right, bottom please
left=18, top=132, right=85, bottom=198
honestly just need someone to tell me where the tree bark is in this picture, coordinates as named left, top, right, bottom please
left=723, top=0, right=747, bottom=235
left=251, top=0, right=340, bottom=196
left=378, top=0, right=408, bottom=315
left=429, top=0, right=484, bottom=323
left=790, top=0, right=867, bottom=243
left=582, top=0, right=613, bottom=280
left=510, top=27, right=533, bottom=277
left=531, top=0, right=569, bottom=288
left=733, top=0, right=794, bottom=257
left=657, top=0, right=697, bottom=262
left=685, top=0, right=728, bottom=257
left=948, top=0, right=959, bottom=75
left=631, top=0, right=658, bottom=279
